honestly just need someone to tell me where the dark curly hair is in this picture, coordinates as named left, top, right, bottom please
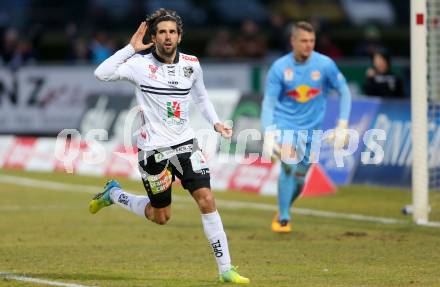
left=146, top=8, right=183, bottom=37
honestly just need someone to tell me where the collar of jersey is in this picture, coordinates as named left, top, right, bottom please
left=152, top=49, right=180, bottom=64
left=291, top=51, right=314, bottom=65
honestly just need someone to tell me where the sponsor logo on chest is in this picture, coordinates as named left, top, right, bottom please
left=183, top=66, right=194, bottom=78
left=311, top=70, right=321, bottom=81
left=148, top=64, right=158, bottom=79
left=284, top=68, right=294, bottom=81
left=163, top=101, right=184, bottom=126
left=167, top=101, right=181, bottom=118
left=286, top=85, right=321, bottom=103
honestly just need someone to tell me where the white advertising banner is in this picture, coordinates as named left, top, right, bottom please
left=0, top=66, right=132, bottom=133
left=0, top=136, right=336, bottom=198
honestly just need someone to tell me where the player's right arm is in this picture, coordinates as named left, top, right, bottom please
left=261, top=62, right=283, bottom=161
left=261, top=63, right=283, bottom=131
left=94, top=22, right=153, bottom=82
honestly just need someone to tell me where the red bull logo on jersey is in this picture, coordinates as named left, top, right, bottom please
left=286, top=85, right=321, bottom=103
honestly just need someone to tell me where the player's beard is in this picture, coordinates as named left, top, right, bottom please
left=297, top=50, right=312, bottom=63
left=156, top=42, right=177, bottom=58
left=300, top=53, right=309, bottom=62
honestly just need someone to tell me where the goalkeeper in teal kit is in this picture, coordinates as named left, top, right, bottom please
left=261, top=21, right=352, bottom=233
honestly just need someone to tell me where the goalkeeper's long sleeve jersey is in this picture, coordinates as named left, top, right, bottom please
left=261, top=51, right=351, bottom=143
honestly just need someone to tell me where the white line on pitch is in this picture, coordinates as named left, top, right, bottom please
left=0, top=271, right=95, bottom=287
left=1, top=174, right=440, bottom=228
left=0, top=175, right=102, bottom=194
left=0, top=204, right=81, bottom=211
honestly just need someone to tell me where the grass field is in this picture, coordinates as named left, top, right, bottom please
left=1, top=168, right=440, bottom=287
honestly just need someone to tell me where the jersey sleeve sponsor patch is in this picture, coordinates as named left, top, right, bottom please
left=182, top=54, right=199, bottom=62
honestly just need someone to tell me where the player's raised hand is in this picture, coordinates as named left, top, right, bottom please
left=214, top=122, right=233, bottom=139
left=130, top=21, right=153, bottom=52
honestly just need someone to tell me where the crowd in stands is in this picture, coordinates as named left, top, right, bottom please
left=0, top=0, right=409, bottom=98
left=0, top=18, right=403, bottom=62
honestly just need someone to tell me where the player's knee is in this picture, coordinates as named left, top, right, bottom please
left=154, top=217, right=168, bottom=225
left=153, top=214, right=169, bottom=225
left=295, top=174, right=306, bottom=185
left=152, top=209, right=170, bottom=225
left=197, top=192, right=215, bottom=211
left=294, top=164, right=311, bottom=184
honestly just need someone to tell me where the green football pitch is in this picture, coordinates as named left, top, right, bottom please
left=1, top=169, right=439, bottom=287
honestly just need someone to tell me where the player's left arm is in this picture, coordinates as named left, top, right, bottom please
left=326, top=59, right=352, bottom=128
left=325, top=59, right=352, bottom=148
left=191, top=62, right=232, bottom=139
left=261, top=64, right=283, bottom=132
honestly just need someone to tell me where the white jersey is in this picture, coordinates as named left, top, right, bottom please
left=94, top=44, right=220, bottom=151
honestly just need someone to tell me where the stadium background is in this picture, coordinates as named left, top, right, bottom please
left=2, top=1, right=440, bottom=287
left=0, top=0, right=417, bottom=190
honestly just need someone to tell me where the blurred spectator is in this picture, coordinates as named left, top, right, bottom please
left=14, top=38, right=35, bottom=65
left=316, top=33, right=342, bottom=60
left=267, top=12, right=289, bottom=54
left=341, top=0, right=395, bottom=26
left=90, top=31, right=114, bottom=64
left=0, top=1, right=412, bottom=62
left=0, top=28, right=19, bottom=65
left=210, top=0, right=267, bottom=24
left=65, top=22, right=90, bottom=64
left=271, top=0, right=302, bottom=21
left=235, top=20, right=266, bottom=58
left=363, top=50, right=404, bottom=98
left=205, top=29, right=236, bottom=58
left=0, top=28, right=35, bottom=71
left=354, top=25, right=386, bottom=57
left=73, top=38, right=91, bottom=64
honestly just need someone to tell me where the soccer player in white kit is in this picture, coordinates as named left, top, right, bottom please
left=89, top=8, right=249, bottom=284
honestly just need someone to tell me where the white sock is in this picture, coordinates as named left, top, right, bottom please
left=109, top=188, right=150, bottom=218
left=201, top=210, right=232, bottom=274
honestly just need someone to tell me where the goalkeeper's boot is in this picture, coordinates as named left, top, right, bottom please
left=219, top=266, right=250, bottom=284
left=271, top=211, right=292, bottom=233
left=89, top=180, right=120, bottom=214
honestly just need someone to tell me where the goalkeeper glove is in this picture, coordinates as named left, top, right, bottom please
left=262, top=130, right=292, bottom=173
left=327, top=119, right=349, bottom=149
left=262, top=130, right=279, bottom=163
